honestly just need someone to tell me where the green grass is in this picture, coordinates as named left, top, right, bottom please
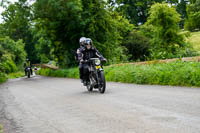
left=0, top=124, right=3, bottom=133
left=37, top=61, right=200, bottom=87
left=105, top=61, right=200, bottom=86
left=0, top=71, right=24, bottom=85
left=187, top=31, right=200, bottom=54
left=7, top=71, right=24, bottom=79
left=37, top=67, right=79, bottom=79
left=0, top=72, right=6, bottom=84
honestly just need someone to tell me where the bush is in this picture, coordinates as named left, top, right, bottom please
left=123, top=30, right=150, bottom=61
left=0, top=72, right=6, bottom=84
left=7, top=72, right=24, bottom=79
left=0, top=37, right=26, bottom=68
left=0, top=124, right=2, bottom=133
left=105, top=61, right=200, bottom=86
left=185, top=0, right=200, bottom=31
left=38, top=61, right=200, bottom=87
left=144, top=3, right=189, bottom=60
left=1, top=58, right=17, bottom=74
left=37, top=68, right=79, bottom=78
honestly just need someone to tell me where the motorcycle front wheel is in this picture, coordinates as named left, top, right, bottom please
left=98, top=71, right=106, bottom=93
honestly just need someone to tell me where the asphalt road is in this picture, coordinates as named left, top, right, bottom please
left=0, top=76, right=200, bottom=133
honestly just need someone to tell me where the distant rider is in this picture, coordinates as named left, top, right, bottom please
left=24, top=58, right=33, bottom=76
left=78, top=38, right=107, bottom=85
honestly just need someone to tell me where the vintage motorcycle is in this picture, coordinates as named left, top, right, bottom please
left=84, top=58, right=106, bottom=93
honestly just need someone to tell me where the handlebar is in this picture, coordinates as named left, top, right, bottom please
left=81, top=58, right=107, bottom=63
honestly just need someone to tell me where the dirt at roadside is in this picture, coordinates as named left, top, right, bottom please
left=108, top=56, right=200, bottom=67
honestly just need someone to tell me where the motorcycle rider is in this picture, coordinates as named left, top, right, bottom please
left=77, top=37, right=86, bottom=82
left=24, top=58, right=33, bottom=76
left=78, top=38, right=107, bottom=86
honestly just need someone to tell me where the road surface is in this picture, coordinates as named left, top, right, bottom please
left=0, top=76, right=200, bottom=133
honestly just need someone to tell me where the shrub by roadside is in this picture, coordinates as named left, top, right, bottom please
left=0, top=72, right=6, bottom=84
left=0, top=124, right=3, bottom=133
left=37, top=67, right=79, bottom=79
left=7, top=72, right=24, bottom=79
left=0, top=72, right=24, bottom=84
left=105, top=61, right=200, bottom=86
left=37, top=61, right=200, bottom=87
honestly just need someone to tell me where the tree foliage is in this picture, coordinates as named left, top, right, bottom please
left=123, top=30, right=150, bottom=61
left=1, top=0, right=39, bottom=63
left=33, top=0, right=133, bottom=66
left=0, top=0, right=197, bottom=68
left=0, top=36, right=26, bottom=73
left=176, top=0, right=188, bottom=29
left=144, top=3, right=185, bottom=59
left=185, top=0, right=200, bottom=31
left=108, top=0, right=182, bottom=25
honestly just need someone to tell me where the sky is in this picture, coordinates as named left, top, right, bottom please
left=0, top=0, right=18, bottom=22
left=0, top=0, right=35, bottom=23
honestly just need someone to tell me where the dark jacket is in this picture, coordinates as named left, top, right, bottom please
left=78, top=46, right=104, bottom=61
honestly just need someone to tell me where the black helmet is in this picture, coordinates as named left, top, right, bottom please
left=84, top=38, right=92, bottom=46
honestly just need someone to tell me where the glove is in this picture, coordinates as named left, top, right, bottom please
left=101, top=58, right=107, bottom=62
left=80, top=59, right=84, bottom=63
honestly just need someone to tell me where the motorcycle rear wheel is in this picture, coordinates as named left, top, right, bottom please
left=27, top=71, right=30, bottom=78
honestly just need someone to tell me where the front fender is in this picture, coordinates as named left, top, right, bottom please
left=97, top=68, right=104, bottom=72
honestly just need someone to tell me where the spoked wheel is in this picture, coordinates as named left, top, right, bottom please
left=87, top=80, right=93, bottom=92
left=98, top=71, right=106, bottom=93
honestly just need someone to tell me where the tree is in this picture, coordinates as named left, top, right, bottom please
left=145, top=3, right=185, bottom=59
left=1, top=0, right=39, bottom=63
left=108, top=0, right=178, bottom=25
left=185, top=0, right=200, bottom=31
left=123, top=30, right=150, bottom=61
left=33, top=0, right=133, bottom=66
left=81, top=0, right=133, bottom=63
left=176, top=0, right=189, bottom=29
left=33, top=28, right=54, bottom=63
left=33, top=0, right=84, bottom=66
left=0, top=36, right=26, bottom=73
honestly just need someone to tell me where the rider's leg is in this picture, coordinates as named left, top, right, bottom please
left=24, top=67, right=27, bottom=76
left=30, top=68, right=33, bottom=75
left=83, top=64, right=89, bottom=85
left=79, top=64, right=83, bottom=82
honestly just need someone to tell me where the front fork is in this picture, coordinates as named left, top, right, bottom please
left=96, top=67, right=104, bottom=86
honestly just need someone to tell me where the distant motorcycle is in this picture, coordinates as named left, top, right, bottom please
left=26, top=67, right=31, bottom=78
left=84, top=58, right=106, bottom=93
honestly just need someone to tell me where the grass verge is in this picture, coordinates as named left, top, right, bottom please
left=187, top=31, right=200, bottom=54
left=0, top=71, right=24, bottom=85
left=0, top=73, right=6, bottom=84
left=0, top=124, right=2, bottom=133
left=37, top=61, right=200, bottom=87
left=7, top=72, right=24, bottom=79
left=37, top=67, right=79, bottom=79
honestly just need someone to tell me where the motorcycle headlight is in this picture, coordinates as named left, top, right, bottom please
left=95, top=59, right=101, bottom=65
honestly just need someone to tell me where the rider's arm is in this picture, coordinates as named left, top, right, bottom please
left=94, top=48, right=104, bottom=59
left=77, top=48, right=84, bottom=62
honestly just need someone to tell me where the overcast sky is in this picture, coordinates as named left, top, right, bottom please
left=0, top=0, right=18, bottom=22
